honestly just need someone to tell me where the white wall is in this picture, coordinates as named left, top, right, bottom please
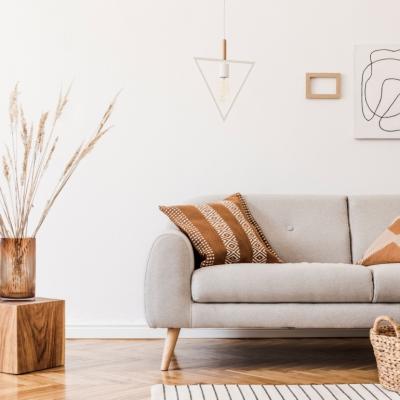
left=0, top=0, right=399, bottom=337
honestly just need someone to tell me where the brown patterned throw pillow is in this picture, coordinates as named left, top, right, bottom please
left=160, top=193, right=282, bottom=267
left=358, top=217, right=400, bottom=266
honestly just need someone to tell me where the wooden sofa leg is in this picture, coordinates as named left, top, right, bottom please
left=161, top=328, right=181, bottom=371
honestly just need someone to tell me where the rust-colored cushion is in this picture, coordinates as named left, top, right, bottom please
left=160, top=193, right=282, bottom=268
left=358, top=217, right=400, bottom=266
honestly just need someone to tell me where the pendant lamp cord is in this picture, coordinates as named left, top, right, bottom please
left=223, top=0, right=226, bottom=39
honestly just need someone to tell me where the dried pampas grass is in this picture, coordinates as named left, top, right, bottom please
left=0, top=84, right=116, bottom=238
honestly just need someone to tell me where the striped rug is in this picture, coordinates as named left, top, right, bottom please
left=151, top=384, right=400, bottom=399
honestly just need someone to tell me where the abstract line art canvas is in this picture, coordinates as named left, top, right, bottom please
left=355, top=45, right=400, bottom=139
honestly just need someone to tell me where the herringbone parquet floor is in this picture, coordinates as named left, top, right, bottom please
left=0, top=338, right=378, bottom=400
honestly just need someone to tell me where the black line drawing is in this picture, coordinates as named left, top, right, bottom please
left=361, top=48, right=400, bottom=133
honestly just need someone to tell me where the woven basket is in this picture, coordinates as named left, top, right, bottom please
left=370, top=315, right=400, bottom=392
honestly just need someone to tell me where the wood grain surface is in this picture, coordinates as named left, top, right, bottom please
left=0, top=298, right=64, bottom=374
left=0, top=337, right=378, bottom=400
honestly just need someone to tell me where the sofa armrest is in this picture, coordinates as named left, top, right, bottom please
left=145, top=231, right=194, bottom=328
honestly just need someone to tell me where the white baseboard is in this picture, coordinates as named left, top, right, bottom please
left=66, top=325, right=369, bottom=339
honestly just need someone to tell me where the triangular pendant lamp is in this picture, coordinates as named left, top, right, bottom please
left=194, top=0, right=255, bottom=121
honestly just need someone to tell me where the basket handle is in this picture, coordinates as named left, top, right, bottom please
left=372, top=315, right=400, bottom=338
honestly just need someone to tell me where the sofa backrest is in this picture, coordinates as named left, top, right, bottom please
left=244, top=194, right=351, bottom=263
left=189, top=194, right=352, bottom=264
left=348, top=195, right=400, bottom=262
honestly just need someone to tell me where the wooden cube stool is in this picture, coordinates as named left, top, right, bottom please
left=0, top=298, right=64, bottom=374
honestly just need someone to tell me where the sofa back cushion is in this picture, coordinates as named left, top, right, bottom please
left=349, top=195, right=400, bottom=262
left=189, top=194, right=351, bottom=263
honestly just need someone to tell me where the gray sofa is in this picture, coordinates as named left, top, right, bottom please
left=145, top=195, right=400, bottom=370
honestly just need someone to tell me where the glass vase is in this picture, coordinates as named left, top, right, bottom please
left=0, top=238, right=36, bottom=300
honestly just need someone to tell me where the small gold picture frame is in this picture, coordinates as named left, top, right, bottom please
left=306, top=72, right=341, bottom=99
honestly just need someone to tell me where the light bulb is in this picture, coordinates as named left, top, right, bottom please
left=218, top=61, right=230, bottom=103
left=218, top=78, right=230, bottom=103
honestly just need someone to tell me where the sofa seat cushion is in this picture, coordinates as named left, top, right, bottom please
left=191, top=263, right=373, bottom=303
left=369, top=264, right=400, bottom=302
